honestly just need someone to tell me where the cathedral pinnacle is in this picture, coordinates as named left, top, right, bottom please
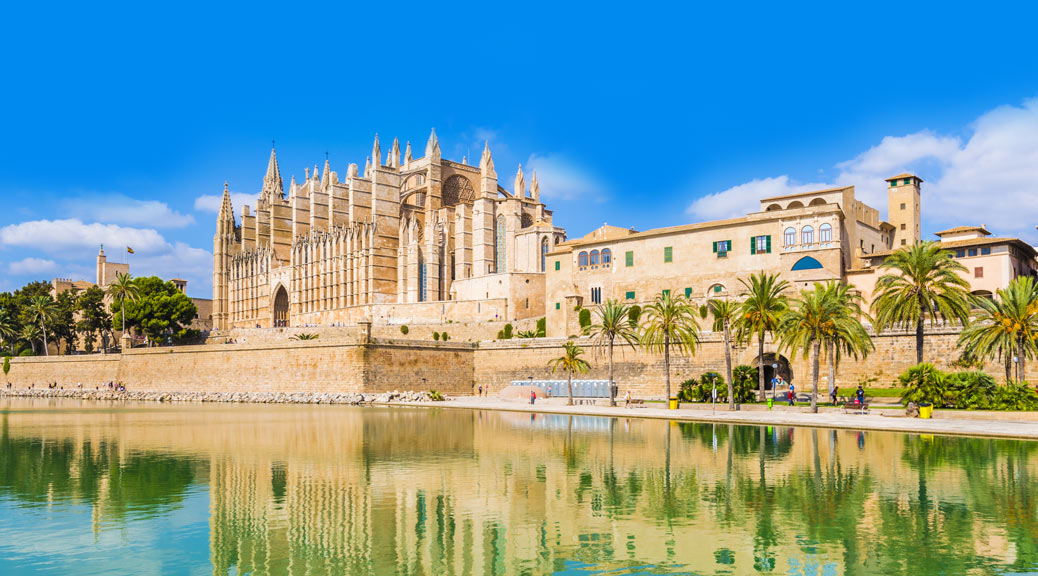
left=514, top=164, right=525, bottom=198
left=261, top=146, right=283, bottom=201
left=372, top=134, right=381, bottom=167
left=322, top=158, right=331, bottom=185
left=425, top=128, right=440, bottom=158
left=531, top=170, right=540, bottom=201
left=390, top=137, right=400, bottom=168
left=404, top=141, right=413, bottom=164
left=480, top=141, right=496, bottom=177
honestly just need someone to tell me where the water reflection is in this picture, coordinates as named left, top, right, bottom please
left=0, top=400, right=1035, bottom=575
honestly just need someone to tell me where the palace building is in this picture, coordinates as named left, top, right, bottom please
left=212, top=131, right=566, bottom=330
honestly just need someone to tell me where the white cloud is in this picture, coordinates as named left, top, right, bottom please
left=8, top=257, right=57, bottom=275
left=194, top=192, right=253, bottom=214
left=63, top=195, right=194, bottom=228
left=0, top=219, right=167, bottom=256
left=687, top=98, right=1038, bottom=241
left=525, top=153, right=605, bottom=202
left=686, top=176, right=827, bottom=221
left=129, top=242, right=213, bottom=297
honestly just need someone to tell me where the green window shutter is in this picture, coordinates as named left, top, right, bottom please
left=662, top=289, right=670, bottom=298
left=664, top=246, right=673, bottom=262
left=726, top=240, right=731, bottom=252
left=555, top=302, right=560, bottom=310
left=714, top=284, right=722, bottom=293
left=684, top=287, right=692, bottom=298
left=554, top=260, right=560, bottom=271
left=750, top=236, right=756, bottom=255
left=766, top=235, right=772, bottom=253
left=625, top=291, right=635, bottom=300
left=712, top=241, right=717, bottom=253
left=625, top=251, right=634, bottom=267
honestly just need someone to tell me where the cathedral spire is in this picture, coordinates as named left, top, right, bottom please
left=425, top=128, right=440, bottom=158
left=480, top=141, right=496, bottom=177
left=218, top=181, right=235, bottom=232
left=261, top=146, right=283, bottom=201
left=364, top=156, right=371, bottom=178
left=404, top=141, right=413, bottom=164
left=322, top=158, right=331, bottom=187
left=390, top=137, right=400, bottom=168
left=514, top=164, right=525, bottom=198
left=531, top=170, right=540, bottom=202
left=372, top=134, right=381, bottom=167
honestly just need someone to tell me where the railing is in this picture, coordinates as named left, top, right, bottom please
left=510, top=379, right=613, bottom=398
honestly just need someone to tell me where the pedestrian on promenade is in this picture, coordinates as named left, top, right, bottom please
left=856, top=384, right=865, bottom=405
left=787, top=380, right=795, bottom=406
left=530, top=390, right=537, bottom=405
left=478, top=385, right=483, bottom=397
left=830, top=386, right=838, bottom=405
left=624, top=390, right=631, bottom=408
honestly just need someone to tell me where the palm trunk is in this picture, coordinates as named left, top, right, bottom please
left=1006, top=354, right=1013, bottom=385
left=566, top=372, right=573, bottom=406
left=608, top=337, right=616, bottom=407
left=757, top=330, right=766, bottom=402
left=1018, top=336, right=1026, bottom=383
left=40, top=321, right=48, bottom=357
left=916, top=295, right=925, bottom=364
left=723, top=319, right=734, bottom=409
left=828, top=341, right=836, bottom=402
left=811, top=339, right=820, bottom=413
left=664, top=332, right=671, bottom=400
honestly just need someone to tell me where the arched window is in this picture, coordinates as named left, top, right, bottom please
left=819, top=223, right=832, bottom=243
left=784, top=227, right=796, bottom=246
left=601, top=248, right=612, bottom=264
left=578, top=251, right=588, bottom=267
left=590, top=250, right=600, bottom=265
left=541, top=238, right=549, bottom=272
left=494, top=216, right=506, bottom=273
left=791, top=256, right=824, bottom=271
left=801, top=225, right=814, bottom=244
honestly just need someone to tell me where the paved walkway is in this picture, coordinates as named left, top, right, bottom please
left=394, top=397, right=1038, bottom=440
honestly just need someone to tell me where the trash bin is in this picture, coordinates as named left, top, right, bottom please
left=918, top=402, right=933, bottom=419
left=668, top=397, right=679, bottom=410
left=767, top=398, right=773, bottom=410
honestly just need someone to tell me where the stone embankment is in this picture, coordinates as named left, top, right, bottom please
left=0, top=389, right=442, bottom=405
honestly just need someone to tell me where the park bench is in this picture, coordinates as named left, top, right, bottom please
left=839, top=396, right=871, bottom=414
left=629, top=399, right=645, bottom=406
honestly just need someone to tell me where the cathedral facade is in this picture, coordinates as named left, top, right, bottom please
left=212, top=130, right=566, bottom=330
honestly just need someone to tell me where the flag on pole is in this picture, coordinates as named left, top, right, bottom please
left=127, top=247, right=134, bottom=254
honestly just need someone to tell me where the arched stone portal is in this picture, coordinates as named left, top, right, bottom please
left=273, top=286, right=289, bottom=327
left=752, top=352, right=793, bottom=391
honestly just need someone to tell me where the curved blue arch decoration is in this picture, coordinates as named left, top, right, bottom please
left=791, top=256, right=824, bottom=271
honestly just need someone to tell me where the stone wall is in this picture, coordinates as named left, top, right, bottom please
left=7, top=326, right=1032, bottom=398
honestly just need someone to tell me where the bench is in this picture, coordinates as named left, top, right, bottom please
left=840, top=396, right=872, bottom=414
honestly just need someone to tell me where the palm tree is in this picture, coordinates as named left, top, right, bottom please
left=872, top=242, right=971, bottom=364
left=589, top=299, right=640, bottom=406
left=26, top=295, right=58, bottom=356
left=736, top=272, right=790, bottom=402
left=709, top=298, right=741, bottom=409
left=820, top=282, right=874, bottom=397
left=640, top=291, right=700, bottom=401
left=0, top=307, right=17, bottom=354
left=20, top=323, right=42, bottom=355
left=778, top=284, right=837, bottom=413
left=959, top=277, right=1038, bottom=383
left=107, top=272, right=140, bottom=344
left=547, top=341, right=591, bottom=406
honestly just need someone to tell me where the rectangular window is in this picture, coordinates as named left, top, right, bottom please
left=713, top=284, right=723, bottom=293
left=664, top=246, right=673, bottom=263
left=903, top=178, right=912, bottom=186
left=625, top=251, right=634, bottom=267
left=590, top=287, right=602, bottom=304
left=684, top=287, right=693, bottom=298
left=956, top=250, right=966, bottom=258
left=554, top=260, right=560, bottom=271
left=713, top=239, right=731, bottom=257
left=555, top=302, right=560, bottom=310
left=625, top=291, right=635, bottom=300
left=975, top=267, right=984, bottom=278
left=901, top=239, right=907, bottom=246
left=900, top=223, right=906, bottom=230
left=968, top=248, right=978, bottom=257
left=751, top=235, right=771, bottom=254
left=900, top=203, right=906, bottom=210
left=981, top=247, right=991, bottom=255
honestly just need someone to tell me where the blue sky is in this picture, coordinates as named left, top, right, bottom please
left=2, top=1, right=1038, bottom=297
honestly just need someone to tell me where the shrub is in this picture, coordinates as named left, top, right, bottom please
left=19, top=350, right=34, bottom=357
left=578, top=309, right=592, bottom=333
left=677, top=377, right=699, bottom=402
left=503, top=324, right=514, bottom=339
left=441, top=332, right=449, bottom=341
left=400, top=325, right=409, bottom=335
left=699, top=304, right=709, bottom=319
left=987, top=382, right=1038, bottom=411
left=680, top=372, right=727, bottom=402
left=536, top=317, right=546, bottom=337
left=899, top=363, right=948, bottom=406
left=945, top=371, right=997, bottom=409
left=433, top=332, right=440, bottom=341
left=290, top=333, right=319, bottom=341
left=517, top=330, right=538, bottom=338
left=731, top=365, right=758, bottom=403
left=428, top=390, right=445, bottom=401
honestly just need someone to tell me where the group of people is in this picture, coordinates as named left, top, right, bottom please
left=772, top=374, right=865, bottom=406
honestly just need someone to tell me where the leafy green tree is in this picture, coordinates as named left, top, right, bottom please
left=19, top=322, right=42, bottom=355
left=0, top=304, right=18, bottom=355
left=709, top=298, right=741, bottom=409
left=107, top=272, right=140, bottom=342
left=76, top=286, right=111, bottom=353
left=25, top=295, right=58, bottom=356
left=736, top=272, right=790, bottom=401
left=535, top=317, right=546, bottom=337
left=53, top=289, right=80, bottom=354
left=548, top=341, right=591, bottom=406
left=640, top=291, right=700, bottom=401
left=958, top=277, right=1038, bottom=383
left=589, top=299, right=640, bottom=406
left=2, top=356, right=9, bottom=385
left=113, top=276, right=197, bottom=345
left=872, top=242, right=971, bottom=364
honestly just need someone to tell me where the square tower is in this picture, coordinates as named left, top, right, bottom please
left=886, top=173, right=921, bottom=247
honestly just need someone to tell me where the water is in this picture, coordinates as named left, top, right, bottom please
left=0, top=399, right=1035, bottom=575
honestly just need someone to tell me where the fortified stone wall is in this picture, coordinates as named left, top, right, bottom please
left=7, top=327, right=1031, bottom=398
left=214, top=317, right=539, bottom=345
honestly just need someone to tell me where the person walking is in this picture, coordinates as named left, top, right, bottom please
left=830, top=385, right=838, bottom=406
left=624, top=389, right=631, bottom=408
left=530, top=390, right=537, bottom=405
left=787, top=379, right=795, bottom=406
left=478, top=385, right=483, bottom=397
left=856, top=384, right=865, bottom=406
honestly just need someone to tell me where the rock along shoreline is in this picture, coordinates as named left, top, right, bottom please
left=0, top=389, right=441, bottom=405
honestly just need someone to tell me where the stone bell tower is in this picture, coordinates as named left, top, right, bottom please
left=886, top=173, right=921, bottom=247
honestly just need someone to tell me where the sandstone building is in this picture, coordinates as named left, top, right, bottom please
left=213, top=131, right=566, bottom=330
